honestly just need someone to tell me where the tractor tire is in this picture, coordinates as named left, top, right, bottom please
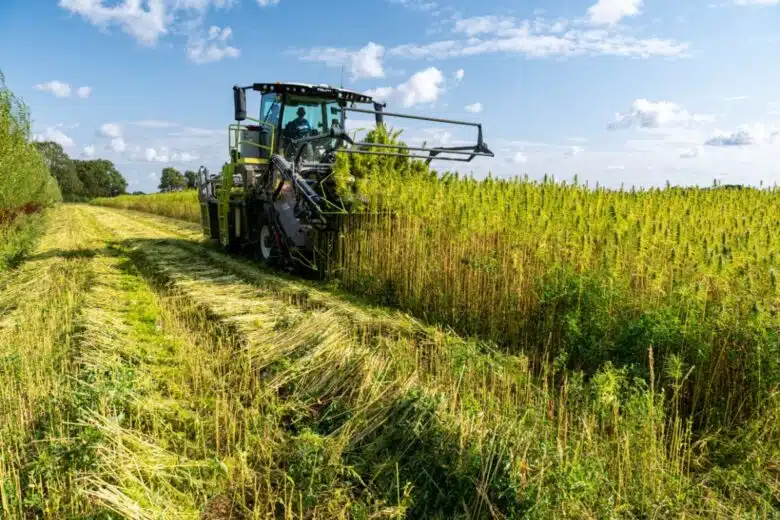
left=258, top=224, right=278, bottom=266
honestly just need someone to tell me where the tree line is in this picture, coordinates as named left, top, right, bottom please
left=34, top=141, right=200, bottom=200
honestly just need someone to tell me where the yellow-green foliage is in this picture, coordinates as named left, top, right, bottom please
left=0, top=71, right=61, bottom=217
left=334, top=133, right=780, bottom=426
left=93, top=190, right=200, bottom=223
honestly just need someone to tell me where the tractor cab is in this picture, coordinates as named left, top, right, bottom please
left=230, top=83, right=377, bottom=168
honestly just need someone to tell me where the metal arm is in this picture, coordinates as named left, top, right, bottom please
left=342, top=107, right=494, bottom=163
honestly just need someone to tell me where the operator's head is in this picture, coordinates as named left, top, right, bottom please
left=297, top=107, right=306, bottom=119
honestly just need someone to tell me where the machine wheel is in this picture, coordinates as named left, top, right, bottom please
left=258, top=224, right=277, bottom=265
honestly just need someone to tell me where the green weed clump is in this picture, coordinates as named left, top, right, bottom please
left=93, top=190, right=200, bottom=223
left=0, top=71, right=61, bottom=222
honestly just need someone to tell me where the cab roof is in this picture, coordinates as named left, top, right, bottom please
left=249, top=82, right=373, bottom=104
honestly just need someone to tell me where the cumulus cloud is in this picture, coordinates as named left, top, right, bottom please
left=144, top=146, right=198, bottom=162
left=110, top=137, right=127, bottom=152
left=76, top=86, right=92, bottom=98
left=99, top=122, right=122, bottom=138
left=350, top=42, right=385, bottom=80
left=34, top=80, right=72, bottom=98
left=187, top=25, right=240, bottom=64
left=59, top=0, right=167, bottom=46
left=454, top=68, right=465, bottom=81
left=296, top=42, right=385, bottom=81
left=465, top=102, right=483, bottom=113
left=145, top=147, right=168, bottom=162
left=83, top=145, right=96, bottom=157
left=587, top=0, right=643, bottom=25
left=366, top=67, right=444, bottom=108
left=609, top=99, right=714, bottom=130
left=397, top=67, right=444, bottom=106
left=34, top=126, right=75, bottom=147
left=704, top=123, right=779, bottom=147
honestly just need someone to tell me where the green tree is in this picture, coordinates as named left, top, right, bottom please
left=73, top=159, right=127, bottom=198
left=158, top=167, right=186, bottom=192
left=33, top=141, right=84, bottom=201
left=184, top=170, right=198, bottom=190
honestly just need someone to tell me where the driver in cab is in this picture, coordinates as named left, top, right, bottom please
left=283, top=107, right=312, bottom=139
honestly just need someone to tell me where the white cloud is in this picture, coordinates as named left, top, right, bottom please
left=59, top=0, right=167, bottom=46
left=172, top=151, right=197, bottom=162
left=723, top=95, right=749, bottom=101
left=587, top=0, right=643, bottom=25
left=83, top=145, right=96, bottom=157
left=454, top=16, right=516, bottom=37
left=365, top=67, right=444, bottom=108
left=704, top=123, right=779, bottom=147
left=99, top=122, right=122, bottom=138
left=365, top=86, right=395, bottom=101
left=350, top=42, right=385, bottom=80
left=110, top=137, right=127, bottom=152
left=397, top=67, right=444, bottom=107
left=566, top=145, right=585, bottom=156
left=297, top=42, right=385, bottom=81
left=76, top=86, right=92, bottom=99
left=607, top=164, right=625, bottom=170
left=130, top=120, right=179, bottom=128
left=187, top=25, right=240, bottom=64
left=34, top=80, right=71, bottom=98
left=735, top=0, right=780, bottom=5
left=389, top=0, right=440, bottom=13
left=454, top=68, right=465, bottom=80
left=257, top=0, right=279, bottom=5
left=143, top=146, right=198, bottom=163
left=145, top=147, right=168, bottom=162
left=510, top=151, right=528, bottom=164
left=465, top=102, right=483, bottom=113
left=609, top=99, right=714, bottom=130
left=680, top=147, right=699, bottom=158
left=34, top=127, right=75, bottom=147
left=384, top=14, right=687, bottom=60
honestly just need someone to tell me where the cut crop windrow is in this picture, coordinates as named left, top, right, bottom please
left=83, top=204, right=780, bottom=518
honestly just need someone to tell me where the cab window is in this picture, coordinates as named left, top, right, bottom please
left=282, top=98, right=325, bottom=139
left=261, top=93, right=281, bottom=126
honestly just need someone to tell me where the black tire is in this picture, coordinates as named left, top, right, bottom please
left=258, top=224, right=277, bottom=266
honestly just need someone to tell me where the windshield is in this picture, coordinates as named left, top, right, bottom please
left=279, top=97, right=345, bottom=161
left=282, top=97, right=342, bottom=136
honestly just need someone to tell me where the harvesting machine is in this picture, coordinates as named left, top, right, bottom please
left=197, top=82, right=494, bottom=275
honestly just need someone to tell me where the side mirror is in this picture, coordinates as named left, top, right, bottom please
left=233, top=86, right=246, bottom=121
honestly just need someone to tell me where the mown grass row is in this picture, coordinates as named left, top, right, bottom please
left=0, top=71, right=60, bottom=223
left=84, top=205, right=780, bottom=518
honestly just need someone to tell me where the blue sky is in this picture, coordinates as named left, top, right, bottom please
left=1, top=0, right=779, bottom=193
